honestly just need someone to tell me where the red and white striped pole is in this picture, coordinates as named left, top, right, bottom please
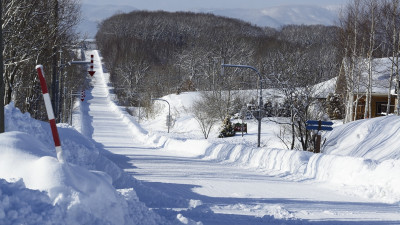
left=81, top=90, right=85, bottom=102
left=36, top=65, right=65, bottom=163
left=88, top=54, right=95, bottom=77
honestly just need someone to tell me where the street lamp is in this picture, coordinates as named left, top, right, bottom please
left=222, top=64, right=263, bottom=147
left=151, top=98, right=171, bottom=133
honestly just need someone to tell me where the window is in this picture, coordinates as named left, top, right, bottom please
left=376, top=102, right=394, bottom=116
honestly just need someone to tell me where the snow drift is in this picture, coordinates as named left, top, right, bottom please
left=0, top=103, right=169, bottom=225
left=146, top=92, right=400, bottom=204
left=0, top=131, right=126, bottom=224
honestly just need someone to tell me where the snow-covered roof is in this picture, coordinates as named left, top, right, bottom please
left=354, top=57, right=394, bottom=95
left=312, top=58, right=397, bottom=99
left=312, top=77, right=337, bottom=98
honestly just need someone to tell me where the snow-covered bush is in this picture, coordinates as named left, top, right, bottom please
left=325, top=93, right=344, bottom=119
left=218, top=116, right=235, bottom=138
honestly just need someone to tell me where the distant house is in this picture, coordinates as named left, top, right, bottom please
left=338, top=58, right=397, bottom=120
left=353, top=91, right=396, bottom=120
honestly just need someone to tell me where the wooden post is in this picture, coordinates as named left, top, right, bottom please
left=314, top=120, right=322, bottom=153
left=307, top=120, right=333, bottom=153
left=315, top=133, right=321, bottom=153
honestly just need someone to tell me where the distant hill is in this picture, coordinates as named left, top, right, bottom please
left=199, top=5, right=339, bottom=28
left=77, top=4, right=339, bottom=38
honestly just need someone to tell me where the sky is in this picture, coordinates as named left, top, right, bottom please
left=81, top=0, right=349, bottom=11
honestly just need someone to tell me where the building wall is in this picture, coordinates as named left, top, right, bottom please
left=355, top=95, right=396, bottom=119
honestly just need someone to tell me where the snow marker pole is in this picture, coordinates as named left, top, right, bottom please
left=36, top=65, right=65, bottom=163
left=81, top=90, right=85, bottom=102
left=88, top=54, right=95, bottom=76
left=90, top=54, right=93, bottom=73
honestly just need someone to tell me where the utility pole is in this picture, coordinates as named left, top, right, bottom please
left=51, top=0, right=59, bottom=122
left=59, top=50, right=65, bottom=122
left=222, top=64, right=263, bottom=147
left=0, top=0, right=4, bottom=133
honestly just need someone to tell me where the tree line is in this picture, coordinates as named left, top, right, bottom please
left=1, top=0, right=84, bottom=123
left=96, top=10, right=340, bottom=151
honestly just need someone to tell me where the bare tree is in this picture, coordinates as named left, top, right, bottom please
left=339, top=0, right=400, bottom=120
left=191, top=93, right=219, bottom=139
left=339, top=0, right=362, bottom=123
left=364, top=0, right=381, bottom=119
left=271, top=42, right=335, bottom=151
left=381, top=0, right=400, bottom=115
left=1, top=0, right=81, bottom=121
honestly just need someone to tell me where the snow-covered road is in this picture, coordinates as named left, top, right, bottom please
left=123, top=149, right=400, bottom=224
left=82, top=50, right=400, bottom=225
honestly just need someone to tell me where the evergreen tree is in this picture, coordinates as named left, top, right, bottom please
left=218, top=116, right=236, bottom=138
left=326, top=93, right=344, bottom=120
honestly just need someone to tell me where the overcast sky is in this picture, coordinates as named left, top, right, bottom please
left=81, top=0, right=349, bottom=11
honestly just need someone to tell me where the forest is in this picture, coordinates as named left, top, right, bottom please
left=96, top=11, right=339, bottom=109
left=1, top=0, right=84, bottom=125
left=96, top=10, right=340, bottom=150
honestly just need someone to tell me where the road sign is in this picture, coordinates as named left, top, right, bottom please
left=306, top=125, right=333, bottom=131
left=306, top=120, right=333, bottom=126
left=306, top=120, right=333, bottom=154
left=306, top=120, right=333, bottom=131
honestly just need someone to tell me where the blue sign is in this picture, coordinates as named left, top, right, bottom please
left=306, top=120, right=333, bottom=126
left=306, top=120, right=333, bottom=131
left=306, top=125, right=333, bottom=131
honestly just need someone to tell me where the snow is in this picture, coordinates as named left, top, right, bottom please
left=0, top=109, right=166, bottom=224
left=0, top=131, right=124, bottom=224
left=351, top=57, right=394, bottom=94
left=0, top=178, right=63, bottom=224
left=1, top=49, right=400, bottom=224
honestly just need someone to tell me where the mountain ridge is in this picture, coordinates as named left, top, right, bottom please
left=78, top=4, right=339, bottom=37
left=199, top=5, right=339, bottom=28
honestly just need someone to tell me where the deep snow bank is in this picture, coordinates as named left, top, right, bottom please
left=157, top=126, right=400, bottom=203
left=0, top=178, right=63, bottom=224
left=1, top=103, right=169, bottom=224
left=0, top=131, right=132, bottom=224
left=5, top=102, right=124, bottom=183
left=323, top=115, right=400, bottom=161
left=145, top=93, right=400, bottom=204
left=305, top=153, right=400, bottom=202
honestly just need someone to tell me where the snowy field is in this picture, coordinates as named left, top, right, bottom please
left=1, top=50, right=400, bottom=224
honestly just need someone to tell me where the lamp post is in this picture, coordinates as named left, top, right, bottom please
left=151, top=98, right=171, bottom=133
left=222, top=64, right=263, bottom=147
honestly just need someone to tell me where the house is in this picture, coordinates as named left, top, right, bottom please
left=353, top=92, right=396, bottom=120
left=337, top=58, right=398, bottom=120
